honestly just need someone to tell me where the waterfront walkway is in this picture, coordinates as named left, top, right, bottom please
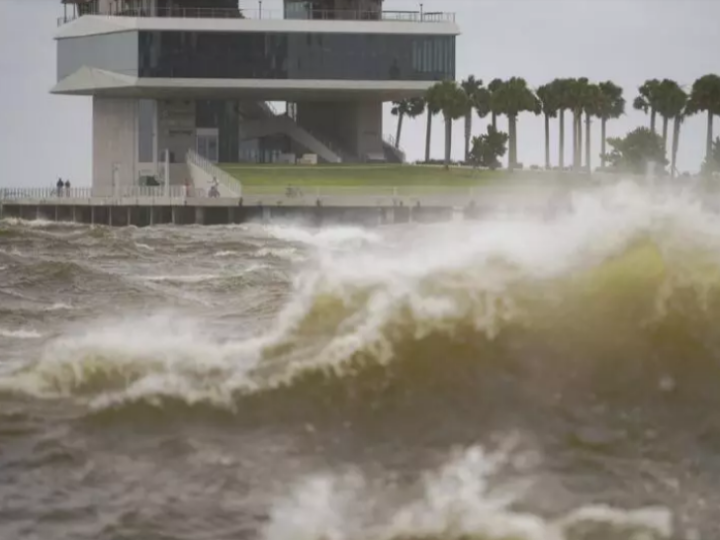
left=0, top=184, right=562, bottom=227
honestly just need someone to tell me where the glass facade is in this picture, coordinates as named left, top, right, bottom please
left=57, top=31, right=138, bottom=81
left=138, top=31, right=455, bottom=81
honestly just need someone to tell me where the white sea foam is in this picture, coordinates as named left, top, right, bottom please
left=139, top=274, right=224, bottom=284
left=0, top=328, right=42, bottom=339
left=44, top=302, right=73, bottom=312
left=264, top=224, right=381, bottom=249
left=0, top=217, right=81, bottom=228
left=263, top=445, right=673, bottom=540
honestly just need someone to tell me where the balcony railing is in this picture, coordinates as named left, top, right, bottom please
left=57, top=7, right=454, bottom=26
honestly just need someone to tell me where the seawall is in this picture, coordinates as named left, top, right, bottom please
left=0, top=202, right=474, bottom=227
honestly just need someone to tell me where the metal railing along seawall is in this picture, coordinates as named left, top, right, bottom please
left=0, top=186, right=189, bottom=202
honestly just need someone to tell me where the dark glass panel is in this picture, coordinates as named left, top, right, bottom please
left=138, top=31, right=455, bottom=81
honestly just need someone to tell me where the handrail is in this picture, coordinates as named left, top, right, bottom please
left=57, top=7, right=455, bottom=25
left=186, top=149, right=242, bottom=197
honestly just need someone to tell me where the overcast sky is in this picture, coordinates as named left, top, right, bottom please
left=1, top=0, right=718, bottom=186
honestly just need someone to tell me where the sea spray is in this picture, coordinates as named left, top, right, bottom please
left=263, top=445, right=673, bottom=540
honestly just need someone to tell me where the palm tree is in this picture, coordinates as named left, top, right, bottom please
left=566, top=77, right=590, bottom=170
left=492, top=77, right=540, bottom=170
left=596, top=81, right=625, bottom=169
left=390, top=98, right=425, bottom=149
left=653, top=80, right=687, bottom=175
left=686, top=74, right=720, bottom=168
left=461, top=76, right=483, bottom=162
left=552, top=78, right=572, bottom=170
left=473, top=85, right=493, bottom=140
left=390, top=100, right=410, bottom=148
left=487, top=78, right=504, bottom=131
left=633, top=79, right=661, bottom=133
left=582, top=83, right=603, bottom=172
left=671, top=114, right=686, bottom=178
left=424, top=98, right=441, bottom=163
left=425, top=80, right=468, bottom=169
left=536, top=82, right=561, bottom=169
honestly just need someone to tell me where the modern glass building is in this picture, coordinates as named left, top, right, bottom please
left=55, top=0, right=459, bottom=191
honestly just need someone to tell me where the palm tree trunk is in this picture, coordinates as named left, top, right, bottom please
left=464, top=112, right=472, bottom=163
left=571, top=111, right=577, bottom=170
left=706, top=110, right=714, bottom=164
left=558, top=109, right=565, bottom=169
left=661, top=116, right=668, bottom=151
left=585, top=112, right=591, bottom=173
left=671, top=116, right=681, bottom=178
left=425, top=112, right=432, bottom=162
left=544, top=113, right=550, bottom=170
left=650, top=109, right=657, bottom=133
left=508, top=114, right=517, bottom=171
left=395, top=112, right=404, bottom=149
left=576, top=112, right=583, bottom=170
left=491, top=112, right=497, bottom=132
left=600, top=118, right=607, bottom=169
left=444, top=114, right=452, bottom=170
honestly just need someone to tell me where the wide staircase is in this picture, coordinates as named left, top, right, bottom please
left=238, top=114, right=344, bottom=163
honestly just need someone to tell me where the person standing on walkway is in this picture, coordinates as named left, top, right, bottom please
left=56, top=178, right=64, bottom=197
left=64, top=180, right=71, bottom=198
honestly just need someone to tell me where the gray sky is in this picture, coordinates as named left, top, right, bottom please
left=1, top=0, right=718, bottom=186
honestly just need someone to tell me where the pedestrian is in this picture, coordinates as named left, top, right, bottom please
left=56, top=178, right=64, bottom=197
left=64, top=179, right=71, bottom=197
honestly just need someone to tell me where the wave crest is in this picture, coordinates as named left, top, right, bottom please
left=3, top=183, right=720, bottom=414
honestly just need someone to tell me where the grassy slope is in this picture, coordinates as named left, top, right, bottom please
left=220, top=164, right=509, bottom=188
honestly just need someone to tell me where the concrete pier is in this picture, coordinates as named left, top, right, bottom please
left=0, top=202, right=462, bottom=227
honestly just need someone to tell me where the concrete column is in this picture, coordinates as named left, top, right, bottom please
left=72, top=206, right=77, bottom=222
left=150, top=206, right=155, bottom=226
left=194, top=207, right=204, bottom=225
left=91, top=206, right=95, bottom=225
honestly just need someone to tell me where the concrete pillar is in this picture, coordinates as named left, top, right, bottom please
left=91, top=206, right=95, bottom=225
left=195, top=207, right=204, bottom=225
left=72, top=206, right=77, bottom=222
left=109, top=206, right=113, bottom=226
left=171, top=206, right=177, bottom=225
left=150, top=206, right=155, bottom=226
left=127, top=207, right=132, bottom=226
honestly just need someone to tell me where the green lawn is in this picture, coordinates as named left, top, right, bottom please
left=220, top=164, right=509, bottom=188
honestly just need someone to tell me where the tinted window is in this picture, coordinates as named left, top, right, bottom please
left=138, top=31, right=454, bottom=81
left=57, top=32, right=139, bottom=81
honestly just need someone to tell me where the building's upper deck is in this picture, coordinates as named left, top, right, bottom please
left=58, top=2, right=455, bottom=27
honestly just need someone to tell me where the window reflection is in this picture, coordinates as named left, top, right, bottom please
left=138, top=31, right=455, bottom=81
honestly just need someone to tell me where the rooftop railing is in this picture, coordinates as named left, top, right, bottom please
left=57, top=7, right=454, bottom=26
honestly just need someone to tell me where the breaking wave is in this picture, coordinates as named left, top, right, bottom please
left=263, top=444, right=674, bottom=540
left=2, top=182, right=720, bottom=418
